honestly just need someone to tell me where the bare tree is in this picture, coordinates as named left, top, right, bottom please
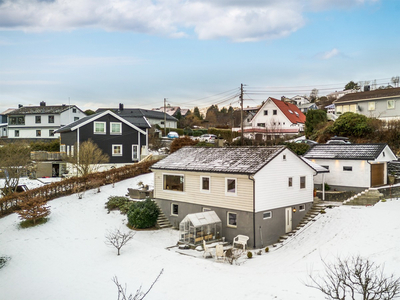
left=309, top=88, right=319, bottom=103
left=391, top=76, right=400, bottom=88
left=105, top=228, right=135, bottom=256
left=113, top=269, right=163, bottom=300
left=62, top=139, right=109, bottom=177
left=0, top=142, right=31, bottom=196
left=307, top=255, right=400, bottom=300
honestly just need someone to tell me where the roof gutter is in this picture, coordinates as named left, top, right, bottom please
left=248, top=174, right=256, bottom=249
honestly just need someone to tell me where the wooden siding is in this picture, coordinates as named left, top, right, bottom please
left=254, top=148, right=314, bottom=212
left=153, top=170, right=254, bottom=212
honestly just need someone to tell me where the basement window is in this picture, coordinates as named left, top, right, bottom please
left=299, top=205, right=305, bottom=211
left=171, top=203, right=179, bottom=216
left=263, top=211, right=272, bottom=219
left=343, top=166, right=353, bottom=171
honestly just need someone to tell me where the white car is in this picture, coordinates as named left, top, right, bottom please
left=199, top=134, right=217, bottom=143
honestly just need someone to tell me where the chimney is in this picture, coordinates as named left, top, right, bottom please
left=18, top=104, right=23, bottom=108
left=40, top=101, right=46, bottom=106
left=119, top=103, right=124, bottom=111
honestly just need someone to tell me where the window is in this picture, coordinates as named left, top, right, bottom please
left=71, top=145, right=74, bottom=157
left=368, top=102, right=375, bottom=111
left=49, top=130, right=54, bottom=137
left=263, top=211, right=272, bottom=219
left=74, top=117, right=79, bottom=121
left=36, top=130, right=41, bottom=137
left=288, top=177, right=293, bottom=187
left=288, top=109, right=293, bottom=114
left=203, top=208, right=212, bottom=212
left=48, top=115, right=55, bottom=123
left=171, top=203, right=179, bottom=216
left=60, top=144, right=66, bottom=153
left=257, top=123, right=265, bottom=127
left=9, top=116, right=25, bottom=125
left=201, top=176, right=210, bottom=192
left=110, top=122, right=122, bottom=135
left=273, top=110, right=277, bottom=115
left=343, top=166, right=353, bottom=171
left=132, top=145, right=139, bottom=161
left=283, top=154, right=286, bottom=160
left=227, top=212, right=237, bottom=228
left=72, top=108, right=77, bottom=113
left=263, top=110, right=268, bottom=115
left=336, top=105, right=343, bottom=114
left=299, top=205, right=305, bottom=211
left=67, top=145, right=70, bottom=156
left=112, top=145, right=122, bottom=156
left=14, top=130, right=19, bottom=137
left=388, top=100, right=395, bottom=109
left=300, top=176, right=306, bottom=189
left=35, top=116, right=41, bottom=124
left=226, top=178, right=237, bottom=195
left=163, top=174, right=184, bottom=192
left=349, top=104, right=357, bottom=113
left=94, top=122, right=106, bottom=134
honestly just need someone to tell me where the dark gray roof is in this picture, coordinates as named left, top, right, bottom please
left=151, top=146, right=286, bottom=174
left=334, top=87, right=400, bottom=104
left=56, top=110, right=150, bottom=133
left=7, top=105, right=78, bottom=115
left=304, top=144, right=387, bottom=160
left=96, top=108, right=178, bottom=121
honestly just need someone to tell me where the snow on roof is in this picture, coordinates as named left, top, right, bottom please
left=304, top=144, right=389, bottom=160
left=182, top=211, right=221, bottom=227
left=151, top=146, right=286, bottom=174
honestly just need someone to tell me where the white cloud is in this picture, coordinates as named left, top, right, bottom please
left=0, top=0, right=378, bottom=42
left=319, top=48, right=340, bottom=60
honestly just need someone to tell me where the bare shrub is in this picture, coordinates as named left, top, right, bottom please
left=105, top=228, right=135, bottom=256
left=17, top=194, right=50, bottom=226
left=307, top=255, right=400, bottom=300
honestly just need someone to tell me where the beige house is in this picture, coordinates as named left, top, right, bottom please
left=151, top=146, right=322, bottom=248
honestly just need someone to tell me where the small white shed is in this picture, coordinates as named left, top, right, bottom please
left=179, top=211, right=222, bottom=245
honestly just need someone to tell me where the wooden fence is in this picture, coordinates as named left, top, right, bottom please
left=0, top=159, right=157, bottom=217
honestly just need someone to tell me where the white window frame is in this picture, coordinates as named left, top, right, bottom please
left=283, top=154, right=286, bottom=161
left=227, top=212, right=237, bottom=228
left=300, top=176, right=306, bottom=189
left=388, top=100, right=395, bottom=110
left=67, top=145, right=70, bottom=156
left=110, top=122, right=122, bottom=135
left=299, top=205, right=305, bottom=211
left=36, top=130, right=41, bottom=137
left=263, top=110, right=268, bottom=115
left=200, top=176, right=210, bottom=193
left=163, top=173, right=185, bottom=193
left=94, top=122, right=106, bottom=134
left=112, top=144, right=123, bottom=156
left=14, top=130, right=19, bottom=137
left=171, top=203, right=179, bottom=216
left=368, top=102, right=375, bottom=111
left=71, top=145, right=74, bottom=157
left=263, top=211, right=272, bottom=219
left=49, top=130, right=54, bottom=137
left=202, top=207, right=212, bottom=212
left=60, top=144, right=66, bottom=153
left=288, top=177, right=293, bottom=187
left=343, top=166, right=353, bottom=171
left=225, top=178, right=237, bottom=196
left=132, top=145, right=139, bottom=161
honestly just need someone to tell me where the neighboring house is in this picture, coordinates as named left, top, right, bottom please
left=0, top=109, right=14, bottom=137
left=56, top=110, right=150, bottom=165
left=5, top=102, right=86, bottom=139
left=97, top=104, right=178, bottom=129
left=304, top=144, right=397, bottom=192
left=298, top=103, right=318, bottom=114
left=152, top=106, right=181, bottom=118
left=334, top=87, right=400, bottom=121
left=326, top=89, right=355, bottom=100
left=151, top=146, right=323, bottom=248
left=239, top=97, right=306, bottom=141
left=291, top=95, right=310, bottom=106
left=325, top=103, right=335, bottom=114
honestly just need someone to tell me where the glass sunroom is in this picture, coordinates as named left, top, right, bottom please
left=179, top=211, right=222, bottom=245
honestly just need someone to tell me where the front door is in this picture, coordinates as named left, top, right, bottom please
left=285, top=207, right=292, bottom=233
left=371, top=163, right=384, bottom=187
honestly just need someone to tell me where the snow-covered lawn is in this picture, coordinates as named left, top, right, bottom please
left=1, top=173, right=399, bottom=300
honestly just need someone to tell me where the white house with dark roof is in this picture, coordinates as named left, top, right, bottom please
left=5, top=102, right=86, bottom=139
left=304, top=144, right=397, bottom=191
left=151, top=146, right=324, bottom=248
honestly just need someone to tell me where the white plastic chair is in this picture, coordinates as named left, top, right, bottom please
left=203, top=240, right=212, bottom=258
left=215, top=244, right=226, bottom=262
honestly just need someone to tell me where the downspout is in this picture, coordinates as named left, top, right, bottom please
left=248, top=174, right=256, bottom=249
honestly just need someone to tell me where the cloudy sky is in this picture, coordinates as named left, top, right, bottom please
left=0, top=0, right=399, bottom=112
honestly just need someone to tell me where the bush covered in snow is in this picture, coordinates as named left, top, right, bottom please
left=127, top=198, right=159, bottom=229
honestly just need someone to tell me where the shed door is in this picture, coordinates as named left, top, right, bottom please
left=371, top=163, right=384, bottom=187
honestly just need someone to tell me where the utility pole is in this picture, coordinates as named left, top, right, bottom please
left=240, top=83, right=244, bottom=146
left=164, top=98, right=167, bottom=137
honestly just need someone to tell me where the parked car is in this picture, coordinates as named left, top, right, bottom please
left=199, top=134, right=217, bottom=143
left=295, top=139, right=318, bottom=146
left=167, top=131, right=179, bottom=139
left=326, top=136, right=351, bottom=144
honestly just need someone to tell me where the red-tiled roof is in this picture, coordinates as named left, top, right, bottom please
left=269, top=97, right=306, bottom=124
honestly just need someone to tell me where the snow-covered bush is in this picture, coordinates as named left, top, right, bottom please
left=127, top=198, right=159, bottom=229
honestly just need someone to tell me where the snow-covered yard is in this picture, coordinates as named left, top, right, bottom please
left=1, top=173, right=399, bottom=300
